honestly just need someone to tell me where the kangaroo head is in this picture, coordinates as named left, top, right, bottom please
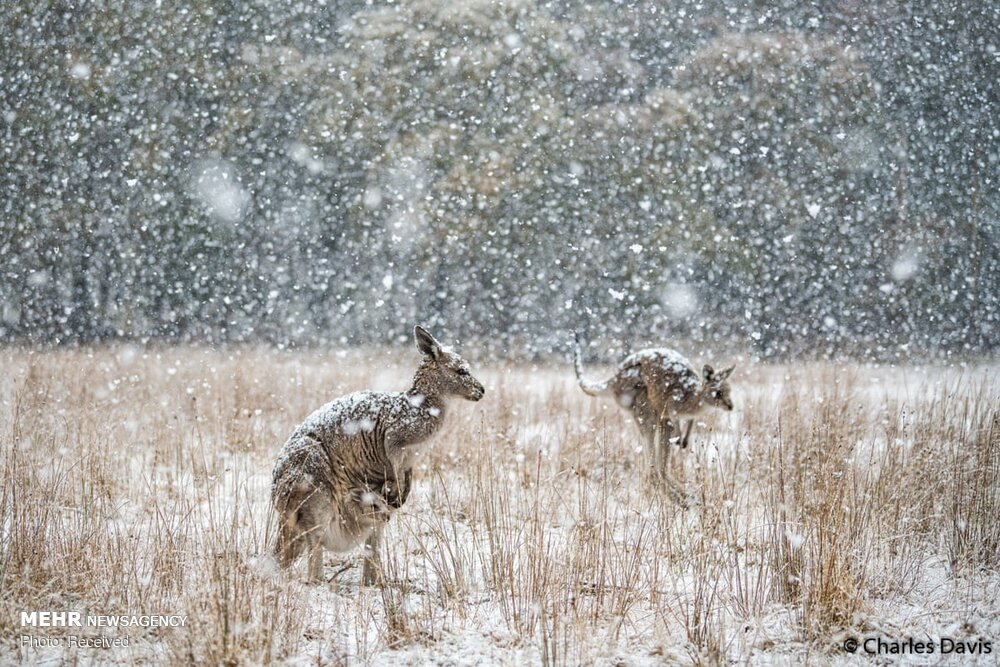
left=346, top=488, right=392, bottom=530
left=701, top=364, right=735, bottom=411
left=413, top=325, right=485, bottom=402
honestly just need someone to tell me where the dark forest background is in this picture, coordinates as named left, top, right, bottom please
left=2, top=1, right=997, bottom=359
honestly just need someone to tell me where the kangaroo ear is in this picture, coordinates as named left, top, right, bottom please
left=414, top=325, right=442, bottom=359
left=716, top=365, right=735, bottom=381
left=703, top=364, right=715, bottom=381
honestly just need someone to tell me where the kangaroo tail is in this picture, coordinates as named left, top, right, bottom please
left=573, top=332, right=611, bottom=396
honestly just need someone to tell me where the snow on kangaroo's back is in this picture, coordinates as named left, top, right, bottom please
left=574, top=338, right=734, bottom=505
left=609, top=348, right=732, bottom=416
left=271, top=325, right=485, bottom=584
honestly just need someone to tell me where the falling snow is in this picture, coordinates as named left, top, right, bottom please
left=0, top=2, right=997, bottom=359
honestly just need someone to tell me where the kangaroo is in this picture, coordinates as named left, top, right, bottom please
left=271, top=325, right=485, bottom=585
left=573, top=336, right=734, bottom=506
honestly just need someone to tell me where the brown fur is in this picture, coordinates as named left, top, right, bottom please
left=272, top=326, right=484, bottom=584
left=574, top=340, right=734, bottom=506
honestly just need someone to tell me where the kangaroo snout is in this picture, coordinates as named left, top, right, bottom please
left=470, top=383, right=485, bottom=401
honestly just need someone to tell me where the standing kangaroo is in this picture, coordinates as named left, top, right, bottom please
left=272, top=325, right=485, bottom=585
left=573, top=337, right=734, bottom=506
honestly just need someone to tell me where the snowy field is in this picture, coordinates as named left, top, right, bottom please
left=2, top=347, right=998, bottom=665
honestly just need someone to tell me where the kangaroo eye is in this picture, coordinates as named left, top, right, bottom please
left=456, top=368, right=470, bottom=376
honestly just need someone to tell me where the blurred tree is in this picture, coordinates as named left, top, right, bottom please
left=0, top=0, right=995, bottom=357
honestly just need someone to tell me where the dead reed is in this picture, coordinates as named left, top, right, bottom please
left=1, top=348, right=996, bottom=664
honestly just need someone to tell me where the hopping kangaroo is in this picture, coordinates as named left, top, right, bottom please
left=271, top=325, right=485, bottom=585
left=574, top=337, right=734, bottom=505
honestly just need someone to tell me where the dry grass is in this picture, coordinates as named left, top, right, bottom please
left=1, top=347, right=997, bottom=665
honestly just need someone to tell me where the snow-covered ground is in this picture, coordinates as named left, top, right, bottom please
left=2, top=349, right=997, bottom=665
